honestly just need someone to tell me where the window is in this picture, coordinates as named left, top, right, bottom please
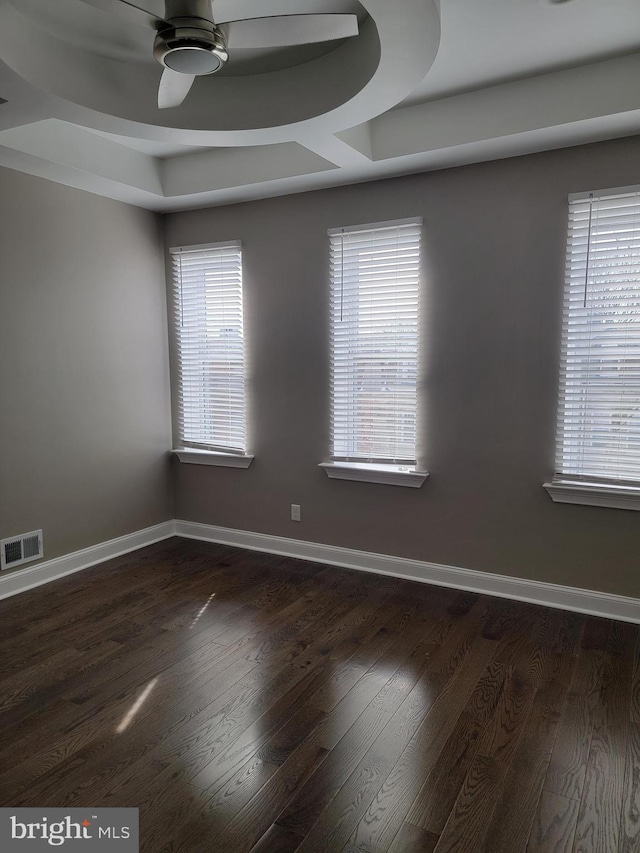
left=545, top=187, right=640, bottom=510
left=320, top=218, right=427, bottom=487
left=171, top=242, right=252, bottom=467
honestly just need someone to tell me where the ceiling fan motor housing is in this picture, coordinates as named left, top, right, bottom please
left=153, top=19, right=229, bottom=75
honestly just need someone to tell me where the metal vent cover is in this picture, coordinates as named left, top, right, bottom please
left=1, top=529, right=43, bottom=570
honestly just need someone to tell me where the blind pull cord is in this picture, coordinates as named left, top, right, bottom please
left=340, top=228, right=345, bottom=322
left=583, top=192, right=594, bottom=309
left=179, top=252, right=184, bottom=326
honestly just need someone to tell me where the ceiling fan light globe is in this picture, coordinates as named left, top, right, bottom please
left=163, top=46, right=223, bottom=75
left=153, top=25, right=228, bottom=76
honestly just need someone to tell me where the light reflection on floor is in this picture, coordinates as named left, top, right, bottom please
left=318, top=662, right=439, bottom=748
left=189, top=593, right=217, bottom=629
left=116, top=677, right=159, bottom=733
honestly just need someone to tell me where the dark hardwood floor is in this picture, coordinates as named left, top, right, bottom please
left=0, top=538, right=638, bottom=852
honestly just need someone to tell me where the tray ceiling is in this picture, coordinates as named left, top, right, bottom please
left=0, top=0, right=638, bottom=210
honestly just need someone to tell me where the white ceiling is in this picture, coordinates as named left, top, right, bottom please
left=0, top=0, right=639, bottom=211
left=403, top=0, right=640, bottom=103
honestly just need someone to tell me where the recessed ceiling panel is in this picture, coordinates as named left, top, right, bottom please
left=402, top=0, right=640, bottom=105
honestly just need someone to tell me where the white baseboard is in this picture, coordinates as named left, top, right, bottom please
left=175, top=520, right=640, bottom=625
left=2, top=518, right=637, bottom=625
left=0, top=521, right=176, bottom=602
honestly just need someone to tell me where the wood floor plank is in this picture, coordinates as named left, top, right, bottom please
left=198, top=738, right=328, bottom=853
left=310, top=638, right=498, bottom=853
left=526, top=791, right=579, bottom=853
left=481, top=599, right=534, bottom=642
left=0, top=696, right=84, bottom=767
left=133, top=663, right=331, bottom=813
left=572, top=635, right=634, bottom=853
left=306, top=626, right=400, bottom=714
left=387, top=822, right=439, bottom=853
left=274, top=644, right=447, bottom=840
left=189, top=701, right=327, bottom=832
left=544, top=648, right=605, bottom=802
left=426, top=598, right=490, bottom=677
left=474, top=645, right=547, bottom=765
left=620, top=722, right=640, bottom=853
left=0, top=646, right=257, bottom=805
left=313, top=638, right=438, bottom=753
left=478, top=653, right=573, bottom=853
left=552, top=612, right=586, bottom=657
left=632, top=631, right=640, bottom=725
left=8, top=656, right=258, bottom=809
left=187, top=601, right=397, bottom=795
left=431, top=755, right=507, bottom=853
left=581, top=617, right=612, bottom=652
left=0, top=639, right=121, bottom=712
left=249, top=823, right=306, bottom=853
left=405, top=658, right=507, bottom=834
left=572, top=723, right=627, bottom=853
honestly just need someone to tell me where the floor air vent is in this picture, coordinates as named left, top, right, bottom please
left=1, top=529, right=43, bottom=570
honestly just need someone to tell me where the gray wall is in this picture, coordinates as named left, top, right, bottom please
left=165, top=136, right=640, bottom=598
left=0, top=168, right=173, bottom=564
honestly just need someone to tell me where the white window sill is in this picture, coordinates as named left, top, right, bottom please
left=319, top=462, right=428, bottom=488
left=543, top=480, right=640, bottom=511
left=173, top=449, right=254, bottom=469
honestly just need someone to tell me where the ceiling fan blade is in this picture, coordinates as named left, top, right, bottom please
left=221, top=14, right=359, bottom=50
left=79, top=0, right=168, bottom=28
left=158, top=68, right=196, bottom=108
left=119, top=0, right=167, bottom=23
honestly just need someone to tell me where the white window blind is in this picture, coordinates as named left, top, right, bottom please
left=171, top=241, right=246, bottom=454
left=329, top=218, right=422, bottom=464
left=555, top=188, right=640, bottom=485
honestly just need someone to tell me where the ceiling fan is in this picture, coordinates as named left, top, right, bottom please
left=90, top=0, right=360, bottom=109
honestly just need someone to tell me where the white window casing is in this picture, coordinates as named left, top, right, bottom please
left=545, top=186, right=640, bottom=509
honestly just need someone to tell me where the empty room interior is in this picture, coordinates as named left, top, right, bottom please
left=1, top=0, right=639, bottom=850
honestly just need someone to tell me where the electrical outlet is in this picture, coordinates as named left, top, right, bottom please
left=291, top=504, right=301, bottom=522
